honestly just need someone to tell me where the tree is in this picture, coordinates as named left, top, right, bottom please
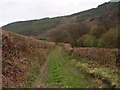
left=65, top=23, right=90, bottom=46
left=47, top=22, right=90, bottom=46
left=77, top=34, right=97, bottom=47
left=98, top=27, right=118, bottom=48
left=90, top=25, right=106, bottom=38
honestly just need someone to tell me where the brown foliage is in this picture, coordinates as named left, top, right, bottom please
left=58, top=43, right=73, bottom=55
left=72, top=47, right=117, bottom=67
left=47, top=22, right=90, bottom=46
left=2, top=30, right=55, bottom=87
left=59, top=42, right=117, bottom=67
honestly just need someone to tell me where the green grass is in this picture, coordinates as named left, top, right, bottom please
left=27, top=45, right=118, bottom=88
left=26, top=50, right=47, bottom=87
left=60, top=47, right=105, bottom=88
left=27, top=66, right=40, bottom=87
left=45, top=46, right=85, bottom=88
left=62, top=48, right=118, bottom=88
left=3, top=17, right=61, bottom=34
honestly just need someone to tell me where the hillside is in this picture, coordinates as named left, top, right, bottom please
left=2, top=31, right=119, bottom=88
left=2, top=30, right=55, bottom=87
left=2, top=1, right=119, bottom=88
left=2, top=2, right=119, bottom=40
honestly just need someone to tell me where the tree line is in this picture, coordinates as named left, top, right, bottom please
left=47, top=22, right=118, bottom=48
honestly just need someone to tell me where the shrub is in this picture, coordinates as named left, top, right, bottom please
left=90, top=25, right=106, bottom=38
left=48, top=22, right=90, bottom=46
left=77, top=34, right=97, bottom=47
left=98, top=28, right=118, bottom=48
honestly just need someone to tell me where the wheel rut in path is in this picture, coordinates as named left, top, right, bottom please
left=35, top=54, right=50, bottom=88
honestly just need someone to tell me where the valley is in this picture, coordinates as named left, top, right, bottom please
left=1, top=1, right=119, bottom=88
left=2, top=30, right=119, bottom=88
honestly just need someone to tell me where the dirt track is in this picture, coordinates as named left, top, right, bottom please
left=35, top=54, right=50, bottom=88
left=35, top=46, right=114, bottom=88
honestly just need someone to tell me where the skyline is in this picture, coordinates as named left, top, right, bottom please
left=0, top=0, right=115, bottom=27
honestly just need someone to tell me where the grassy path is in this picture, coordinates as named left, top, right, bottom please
left=43, top=46, right=104, bottom=88
left=35, top=46, right=118, bottom=88
left=45, top=46, right=85, bottom=88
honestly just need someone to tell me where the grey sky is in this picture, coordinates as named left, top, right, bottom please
left=0, top=0, right=111, bottom=27
left=110, top=0, right=120, bottom=2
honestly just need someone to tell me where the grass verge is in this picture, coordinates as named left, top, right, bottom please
left=62, top=47, right=118, bottom=88
left=45, top=46, right=85, bottom=88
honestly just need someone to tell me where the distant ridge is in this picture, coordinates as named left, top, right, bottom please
left=2, top=2, right=119, bottom=40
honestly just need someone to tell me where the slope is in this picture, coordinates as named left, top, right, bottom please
left=2, top=30, right=55, bottom=88
left=2, top=2, right=119, bottom=40
left=36, top=46, right=118, bottom=88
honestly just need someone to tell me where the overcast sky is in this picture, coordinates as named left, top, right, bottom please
left=0, top=0, right=114, bottom=27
